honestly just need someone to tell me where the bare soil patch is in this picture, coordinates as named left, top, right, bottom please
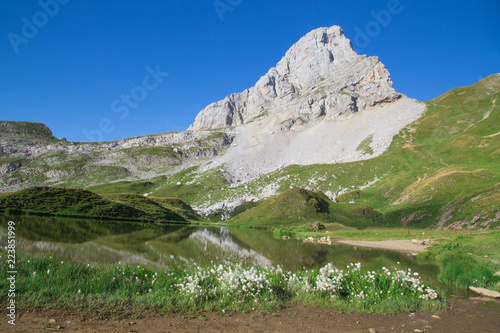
left=3, top=298, right=499, bottom=333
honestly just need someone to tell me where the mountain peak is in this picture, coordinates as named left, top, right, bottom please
left=189, top=25, right=394, bottom=131
left=186, top=26, right=424, bottom=183
left=297, top=25, right=345, bottom=45
left=291, top=25, right=346, bottom=47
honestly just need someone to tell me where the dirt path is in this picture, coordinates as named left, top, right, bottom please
left=336, top=239, right=430, bottom=253
left=3, top=298, right=499, bottom=333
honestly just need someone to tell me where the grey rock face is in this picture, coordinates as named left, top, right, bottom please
left=189, top=26, right=400, bottom=131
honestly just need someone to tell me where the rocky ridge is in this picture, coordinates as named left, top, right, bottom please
left=0, top=124, right=233, bottom=192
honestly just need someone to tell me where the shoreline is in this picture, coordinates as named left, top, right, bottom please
left=337, top=239, right=430, bottom=253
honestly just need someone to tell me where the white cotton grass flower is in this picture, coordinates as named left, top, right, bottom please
left=171, top=262, right=438, bottom=306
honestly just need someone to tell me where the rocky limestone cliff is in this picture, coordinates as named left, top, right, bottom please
left=189, top=26, right=425, bottom=183
left=189, top=26, right=401, bottom=131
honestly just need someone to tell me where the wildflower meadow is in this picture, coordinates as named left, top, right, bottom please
left=0, top=253, right=445, bottom=315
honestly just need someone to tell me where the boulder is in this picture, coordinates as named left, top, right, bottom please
left=469, top=287, right=500, bottom=298
left=311, top=221, right=326, bottom=232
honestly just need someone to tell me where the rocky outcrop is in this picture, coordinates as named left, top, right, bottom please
left=0, top=161, right=23, bottom=175
left=0, top=121, right=56, bottom=141
left=189, top=26, right=401, bottom=131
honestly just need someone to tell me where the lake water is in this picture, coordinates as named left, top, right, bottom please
left=0, top=215, right=441, bottom=287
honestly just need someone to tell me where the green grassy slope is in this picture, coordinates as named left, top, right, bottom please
left=0, top=187, right=188, bottom=223
left=103, top=193, right=187, bottom=222
left=229, top=188, right=384, bottom=228
left=87, top=180, right=159, bottom=195
left=147, top=196, right=206, bottom=221
left=360, top=74, right=500, bottom=228
left=151, top=166, right=230, bottom=202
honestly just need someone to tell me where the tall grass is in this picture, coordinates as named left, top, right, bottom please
left=418, top=234, right=500, bottom=291
left=438, top=252, right=497, bottom=288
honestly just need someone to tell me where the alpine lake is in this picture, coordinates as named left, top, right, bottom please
left=0, top=215, right=460, bottom=296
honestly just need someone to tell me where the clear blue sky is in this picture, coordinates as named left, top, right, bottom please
left=1, top=0, right=499, bottom=142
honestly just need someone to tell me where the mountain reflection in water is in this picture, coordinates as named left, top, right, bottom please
left=188, top=228, right=273, bottom=268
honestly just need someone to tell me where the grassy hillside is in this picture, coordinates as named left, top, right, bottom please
left=103, top=193, right=187, bottom=222
left=360, top=74, right=499, bottom=228
left=229, top=188, right=384, bottom=228
left=87, top=180, right=160, bottom=195
left=151, top=166, right=230, bottom=202
left=147, top=196, right=206, bottom=221
left=0, top=187, right=189, bottom=223
left=0, top=122, right=231, bottom=192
